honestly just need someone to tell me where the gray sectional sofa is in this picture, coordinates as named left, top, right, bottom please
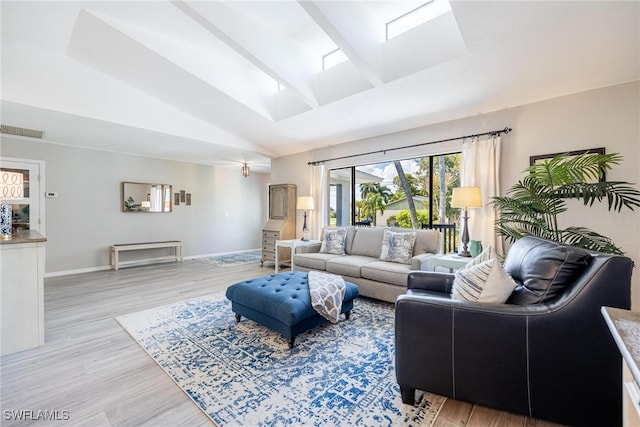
left=293, top=226, right=441, bottom=303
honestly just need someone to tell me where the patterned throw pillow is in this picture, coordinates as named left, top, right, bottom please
left=379, top=230, right=417, bottom=264
left=451, top=258, right=518, bottom=303
left=320, top=228, right=348, bottom=255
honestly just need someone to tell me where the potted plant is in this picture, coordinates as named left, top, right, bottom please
left=492, top=151, right=640, bottom=254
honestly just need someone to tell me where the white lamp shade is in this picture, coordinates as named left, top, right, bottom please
left=0, top=171, right=24, bottom=200
left=296, top=196, right=314, bottom=210
left=451, top=186, right=482, bottom=208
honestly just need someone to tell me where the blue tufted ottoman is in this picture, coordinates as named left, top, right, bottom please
left=225, top=271, right=359, bottom=348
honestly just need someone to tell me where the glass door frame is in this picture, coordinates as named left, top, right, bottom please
left=0, top=157, right=45, bottom=236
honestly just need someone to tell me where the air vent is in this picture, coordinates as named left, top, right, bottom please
left=1, top=124, right=43, bottom=139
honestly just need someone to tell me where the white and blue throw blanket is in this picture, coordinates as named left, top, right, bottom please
left=308, top=270, right=346, bottom=323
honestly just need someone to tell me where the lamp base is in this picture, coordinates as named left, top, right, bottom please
left=458, top=250, right=472, bottom=257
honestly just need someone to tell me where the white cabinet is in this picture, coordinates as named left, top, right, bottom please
left=1, top=231, right=46, bottom=356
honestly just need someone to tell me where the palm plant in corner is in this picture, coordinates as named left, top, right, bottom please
left=492, top=151, right=640, bottom=255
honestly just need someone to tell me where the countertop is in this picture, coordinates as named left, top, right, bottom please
left=602, top=306, right=640, bottom=387
left=0, top=230, right=47, bottom=245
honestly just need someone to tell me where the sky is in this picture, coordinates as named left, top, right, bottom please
left=357, top=159, right=420, bottom=192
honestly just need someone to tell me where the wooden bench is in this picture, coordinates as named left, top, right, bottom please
left=111, top=241, right=183, bottom=270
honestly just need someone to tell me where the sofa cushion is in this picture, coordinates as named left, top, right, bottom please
left=504, top=236, right=592, bottom=305
left=293, top=252, right=342, bottom=271
left=361, top=260, right=411, bottom=287
left=320, top=228, right=348, bottom=255
left=451, top=258, right=518, bottom=304
left=351, top=227, right=385, bottom=258
left=379, top=229, right=416, bottom=264
left=325, top=255, right=376, bottom=278
left=321, top=227, right=357, bottom=254
left=391, top=227, right=441, bottom=255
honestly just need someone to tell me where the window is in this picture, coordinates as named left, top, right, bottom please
left=328, top=167, right=353, bottom=226
left=329, top=152, right=461, bottom=230
left=386, top=1, right=435, bottom=40
left=322, top=48, right=348, bottom=71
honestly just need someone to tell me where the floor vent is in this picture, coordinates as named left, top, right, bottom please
left=1, top=124, right=44, bottom=139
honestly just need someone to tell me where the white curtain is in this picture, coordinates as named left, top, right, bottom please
left=461, top=136, right=504, bottom=256
left=311, top=164, right=328, bottom=240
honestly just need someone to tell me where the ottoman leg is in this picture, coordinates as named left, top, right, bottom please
left=288, top=337, right=295, bottom=349
left=235, top=314, right=241, bottom=322
left=345, top=311, right=351, bottom=320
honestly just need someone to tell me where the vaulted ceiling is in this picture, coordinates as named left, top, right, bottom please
left=2, top=1, right=638, bottom=173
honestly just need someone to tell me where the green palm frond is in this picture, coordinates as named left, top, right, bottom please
left=560, top=227, right=624, bottom=255
left=492, top=151, right=640, bottom=255
left=526, top=152, right=621, bottom=187
left=552, top=181, right=640, bottom=211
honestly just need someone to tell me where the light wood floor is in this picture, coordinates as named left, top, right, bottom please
left=0, top=261, right=561, bottom=426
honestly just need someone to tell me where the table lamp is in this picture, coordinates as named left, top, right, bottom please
left=451, top=186, right=482, bottom=257
left=296, top=196, right=314, bottom=241
left=0, top=171, right=25, bottom=239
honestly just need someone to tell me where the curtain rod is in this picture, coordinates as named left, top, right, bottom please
left=307, top=126, right=512, bottom=166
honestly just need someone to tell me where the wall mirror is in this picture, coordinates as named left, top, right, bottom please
left=121, top=182, right=172, bottom=212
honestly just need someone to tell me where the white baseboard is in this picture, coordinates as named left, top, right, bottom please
left=186, top=248, right=261, bottom=261
left=45, top=265, right=111, bottom=278
left=44, top=249, right=262, bottom=278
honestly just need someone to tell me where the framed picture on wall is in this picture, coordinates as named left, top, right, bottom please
left=529, top=147, right=606, bottom=183
left=180, top=190, right=186, bottom=203
left=174, top=193, right=180, bottom=206
left=186, top=193, right=191, bottom=206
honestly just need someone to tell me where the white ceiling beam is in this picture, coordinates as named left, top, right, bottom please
left=171, top=0, right=319, bottom=109
left=299, top=0, right=385, bottom=87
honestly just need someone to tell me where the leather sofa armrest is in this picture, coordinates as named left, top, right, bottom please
left=407, top=270, right=455, bottom=294
left=296, top=243, right=321, bottom=254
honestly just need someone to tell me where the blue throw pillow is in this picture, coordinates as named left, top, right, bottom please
left=379, top=229, right=416, bottom=264
left=320, top=228, right=348, bottom=255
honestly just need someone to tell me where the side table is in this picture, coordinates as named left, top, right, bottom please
left=428, top=253, right=471, bottom=273
left=274, top=239, right=321, bottom=273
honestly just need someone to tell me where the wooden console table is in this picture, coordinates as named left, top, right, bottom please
left=111, top=241, right=183, bottom=270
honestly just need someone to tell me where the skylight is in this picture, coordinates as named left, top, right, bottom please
left=322, top=48, right=347, bottom=71
left=386, top=1, right=435, bottom=40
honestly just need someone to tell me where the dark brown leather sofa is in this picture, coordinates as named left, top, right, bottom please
left=395, top=236, right=633, bottom=427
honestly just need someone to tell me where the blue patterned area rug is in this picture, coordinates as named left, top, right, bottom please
left=116, top=294, right=446, bottom=426
left=195, top=250, right=261, bottom=267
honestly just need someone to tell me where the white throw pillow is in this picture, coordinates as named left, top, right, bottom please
left=451, top=258, right=518, bottom=304
left=464, top=245, right=498, bottom=270
left=320, top=228, right=348, bottom=255
left=379, top=229, right=417, bottom=264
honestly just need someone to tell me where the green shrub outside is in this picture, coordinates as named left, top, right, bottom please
left=393, top=210, right=431, bottom=228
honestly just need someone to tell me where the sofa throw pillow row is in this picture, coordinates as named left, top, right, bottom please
left=319, top=228, right=348, bottom=255
left=379, top=229, right=417, bottom=264
left=451, top=246, right=518, bottom=304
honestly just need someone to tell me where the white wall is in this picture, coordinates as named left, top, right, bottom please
left=0, top=137, right=269, bottom=274
left=272, top=81, right=640, bottom=308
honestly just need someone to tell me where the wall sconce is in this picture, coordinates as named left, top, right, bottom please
left=0, top=171, right=25, bottom=240
left=241, top=163, right=250, bottom=178
left=451, top=186, right=482, bottom=257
